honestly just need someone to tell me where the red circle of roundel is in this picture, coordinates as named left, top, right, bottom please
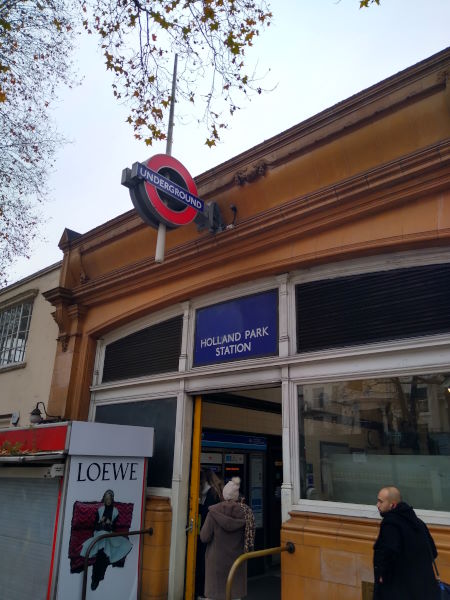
left=144, top=154, right=198, bottom=227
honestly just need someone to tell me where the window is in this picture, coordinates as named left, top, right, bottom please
left=0, top=301, right=33, bottom=367
left=298, top=373, right=450, bottom=512
left=95, top=398, right=177, bottom=488
left=296, top=263, right=450, bottom=352
left=102, top=316, right=183, bottom=382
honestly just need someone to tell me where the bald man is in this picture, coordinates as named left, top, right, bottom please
left=373, top=486, right=439, bottom=599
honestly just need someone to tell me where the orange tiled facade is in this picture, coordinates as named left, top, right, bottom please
left=142, top=497, right=172, bottom=600
left=43, top=49, right=450, bottom=598
left=281, top=512, right=450, bottom=600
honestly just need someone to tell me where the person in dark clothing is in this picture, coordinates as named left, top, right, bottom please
left=196, top=470, right=224, bottom=600
left=373, top=486, right=439, bottom=600
left=200, top=477, right=255, bottom=600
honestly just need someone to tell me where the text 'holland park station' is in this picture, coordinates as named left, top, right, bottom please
left=200, top=327, right=270, bottom=357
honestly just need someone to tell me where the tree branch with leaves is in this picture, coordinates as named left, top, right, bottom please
left=0, top=0, right=272, bottom=284
left=1, top=0, right=384, bottom=284
left=81, top=0, right=272, bottom=147
left=0, top=0, right=77, bottom=285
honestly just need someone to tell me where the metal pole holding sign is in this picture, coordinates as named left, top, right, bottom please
left=166, top=54, right=177, bottom=158
left=155, top=54, right=178, bottom=264
left=121, top=53, right=225, bottom=238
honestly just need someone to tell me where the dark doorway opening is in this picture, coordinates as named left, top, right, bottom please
left=197, top=388, right=282, bottom=600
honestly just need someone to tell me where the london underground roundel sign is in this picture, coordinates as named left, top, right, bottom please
left=121, top=154, right=205, bottom=230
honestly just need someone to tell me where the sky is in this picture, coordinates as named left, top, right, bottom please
left=5, top=0, right=450, bottom=284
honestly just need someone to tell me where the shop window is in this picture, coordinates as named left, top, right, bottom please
left=296, top=263, right=450, bottom=352
left=102, top=315, right=182, bottom=382
left=298, top=373, right=450, bottom=512
left=0, top=300, right=33, bottom=367
left=95, top=397, right=177, bottom=488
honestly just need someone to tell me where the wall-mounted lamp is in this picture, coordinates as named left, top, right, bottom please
left=30, top=402, right=62, bottom=425
left=441, top=376, right=450, bottom=393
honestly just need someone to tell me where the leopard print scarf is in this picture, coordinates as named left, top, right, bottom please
left=240, top=500, right=255, bottom=553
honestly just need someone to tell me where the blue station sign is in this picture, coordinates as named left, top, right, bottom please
left=194, top=289, right=278, bottom=366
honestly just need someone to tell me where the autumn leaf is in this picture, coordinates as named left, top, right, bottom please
left=360, top=0, right=380, bottom=6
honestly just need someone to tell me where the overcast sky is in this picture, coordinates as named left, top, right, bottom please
left=6, top=0, right=450, bottom=285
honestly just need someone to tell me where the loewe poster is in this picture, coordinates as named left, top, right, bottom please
left=56, top=422, right=153, bottom=600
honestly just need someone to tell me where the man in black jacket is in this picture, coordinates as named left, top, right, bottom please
left=373, top=486, right=439, bottom=600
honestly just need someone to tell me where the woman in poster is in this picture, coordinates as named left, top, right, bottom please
left=80, top=489, right=133, bottom=590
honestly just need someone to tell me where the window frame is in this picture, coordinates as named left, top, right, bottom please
left=89, top=249, right=450, bottom=529
left=290, top=247, right=450, bottom=357
left=94, top=304, right=185, bottom=386
left=287, top=249, right=450, bottom=524
left=0, top=290, right=37, bottom=369
left=296, top=371, right=450, bottom=515
left=289, top=361, right=450, bottom=525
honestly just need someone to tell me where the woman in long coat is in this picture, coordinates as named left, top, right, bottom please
left=196, top=469, right=224, bottom=599
left=200, top=477, right=255, bottom=600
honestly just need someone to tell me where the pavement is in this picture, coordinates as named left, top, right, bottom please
left=246, top=569, right=281, bottom=600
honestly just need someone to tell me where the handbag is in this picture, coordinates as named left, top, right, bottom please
left=433, top=559, right=450, bottom=599
left=424, top=524, right=450, bottom=599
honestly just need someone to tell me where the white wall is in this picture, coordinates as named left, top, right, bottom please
left=0, top=264, right=60, bottom=428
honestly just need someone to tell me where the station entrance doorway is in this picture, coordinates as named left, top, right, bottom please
left=186, top=387, right=282, bottom=600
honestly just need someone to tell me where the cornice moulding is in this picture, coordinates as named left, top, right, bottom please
left=67, top=139, right=450, bottom=308
left=195, top=50, right=450, bottom=195
left=81, top=228, right=450, bottom=314
left=61, top=210, right=143, bottom=256
left=58, top=49, right=450, bottom=255
left=43, top=286, right=73, bottom=306
left=0, top=288, right=38, bottom=311
left=0, top=262, right=61, bottom=296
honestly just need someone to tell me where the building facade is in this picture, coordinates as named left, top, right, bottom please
left=0, top=263, right=64, bottom=599
left=44, top=48, right=450, bottom=599
left=0, top=262, right=61, bottom=428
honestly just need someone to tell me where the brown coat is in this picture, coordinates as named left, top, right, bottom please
left=199, top=501, right=248, bottom=600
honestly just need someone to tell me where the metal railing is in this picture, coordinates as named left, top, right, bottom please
left=81, top=526, right=153, bottom=600
left=225, top=542, right=295, bottom=600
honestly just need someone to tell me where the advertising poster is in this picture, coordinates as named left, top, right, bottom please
left=56, top=422, right=153, bottom=600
